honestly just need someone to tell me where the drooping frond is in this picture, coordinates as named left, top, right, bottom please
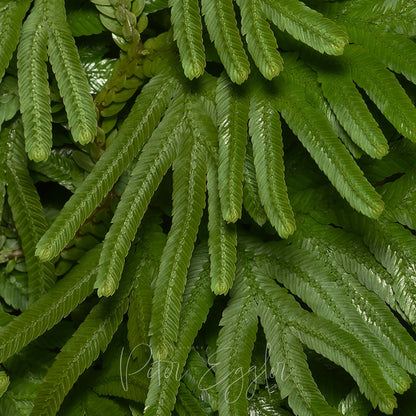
left=0, top=0, right=31, bottom=82
left=261, top=0, right=348, bottom=56
left=200, top=0, right=250, bottom=84
left=150, top=121, right=207, bottom=360
left=0, top=246, right=100, bottom=363
left=47, top=0, right=97, bottom=146
left=145, top=0, right=169, bottom=13
left=216, top=255, right=258, bottom=416
left=175, top=383, right=209, bottom=415
left=343, top=44, right=416, bottom=143
left=235, top=0, right=283, bottom=79
left=274, top=76, right=384, bottom=219
left=249, top=79, right=295, bottom=238
left=216, top=73, right=249, bottom=222
left=207, top=155, right=237, bottom=295
left=96, top=95, right=185, bottom=297
left=145, top=244, right=214, bottom=416
left=1, top=122, right=55, bottom=303
left=30, top=249, right=135, bottom=416
left=17, top=0, right=51, bottom=162
left=242, top=143, right=268, bottom=226
left=169, top=0, right=205, bottom=79
left=36, top=70, right=180, bottom=261
left=318, top=69, right=388, bottom=159
left=337, top=387, right=372, bottom=416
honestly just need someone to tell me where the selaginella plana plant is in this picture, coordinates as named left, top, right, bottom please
left=1, top=0, right=416, bottom=415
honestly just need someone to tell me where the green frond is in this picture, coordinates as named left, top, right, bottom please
left=207, top=156, right=237, bottom=295
left=337, top=387, right=372, bottom=416
left=235, top=0, right=283, bottom=79
left=360, top=219, right=416, bottom=324
left=169, top=0, right=205, bottom=79
left=0, top=0, right=31, bottom=82
left=253, top=270, right=397, bottom=415
left=2, top=122, right=55, bottom=304
left=318, top=70, right=388, bottom=159
left=0, top=247, right=100, bottom=364
left=261, top=0, right=348, bottom=56
left=249, top=80, right=295, bottom=238
left=150, top=126, right=207, bottom=360
left=0, top=371, right=9, bottom=399
left=96, top=96, right=185, bottom=297
left=17, top=1, right=51, bottom=162
left=28, top=148, right=85, bottom=192
left=275, top=77, right=384, bottom=219
left=127, top=216, right=166, bottom=362
left=200, top=0, right=250, bottom=84
left=145, top=244, right=214, bottom=416
left=47, top=0, right=97, bottom=146
left=176, top=383, right=209, bottom=415
left=344, top=44, right=416, bottom=143
left=344, top=21, right=416, bottom=85
left=31, top=250, right=134, bottom=416
left=36, top=70, right=180, bottom=261
left=216, top=257, right=258, bottom=416
left=145, top=0, right=169, bottom=13
left=216, top=73, right=249, bottom=223
left=242, top=143, right=268, bottom=226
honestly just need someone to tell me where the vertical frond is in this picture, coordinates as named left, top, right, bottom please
left=47, top=0, right=97, bottom=145
left=235, top=0, right=283, bottom=79
left=249, top=80, right=295, bottom=238
left=169, top=0, right=206, bottom=79
left=200, top=0, right=250, bottom=84
left=2, top=122, right=55, bottom=304
left=150, top=125, right=207, bottom=360
left=17, top=1, right=51, bottom=162
left=216, top=73, right=249, bottom=223
left=36, top=71, right=179, bottom=261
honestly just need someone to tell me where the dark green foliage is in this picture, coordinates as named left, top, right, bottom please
left=0, top=1, right=416, bottom=416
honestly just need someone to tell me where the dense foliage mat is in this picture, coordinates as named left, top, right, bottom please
left=1, top=0, right=416, bottom=415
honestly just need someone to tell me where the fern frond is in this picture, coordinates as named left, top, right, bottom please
left=17, top=1, right=51, bottom=162
left=31, top=250, right=134, bottom=416
left=36, top=70, right=179, bottom=261
left=145, top=0, right=169, bottom=13
left=216, top=73, right=249, bottom=223
left=337, top=387, right=372, bottom=416
left=275, top=77, right=384, bottom=219
left=47, top=0, right=97, bottom=146
left=2, top=122, right=55, bottom=304
left=150, top=124, right=207, bottom=360
left=200, top=0, right=250, bottom=84
left=261, top=0, right=348, bottom=55
left=236, top=0, right=283, bottom=79
left=216, top=255, right=258, bottom=416
left=249, top=79, right=295, bottom=238
left=175, top=383, right=209, bottom=415
left=253, top=269, right=397, bottom=415
left=344, top=44, right=416, bottom=143
left=169, top=0, right=205, bottom=79
left=318, top=70, right=388, bottom=159
left=0, top=0, right=31, bottom=82
left=207, top=156, right=237, bottom=295
left=242, top=143, right=268, bottom=226
left=145, top=244, right=214, bottom=416
left=0, top=247, right=100, bottom=364
left=96, top=95, right=185, bottom=297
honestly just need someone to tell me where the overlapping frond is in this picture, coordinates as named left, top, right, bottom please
left=0, top=247, right=100, bottom=363
left=36, top=71, right=179, bottom=261
left=150, top=119, right=207, bottom=360
left=145, top=244, right=214, bottom=415
left=201, top=0, right=250, bottom=84
left=96, top=95, right=185, bottom=297
left=0, top=0, right=31, bottom=82
left=1, top=122, right=54, bottom=303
